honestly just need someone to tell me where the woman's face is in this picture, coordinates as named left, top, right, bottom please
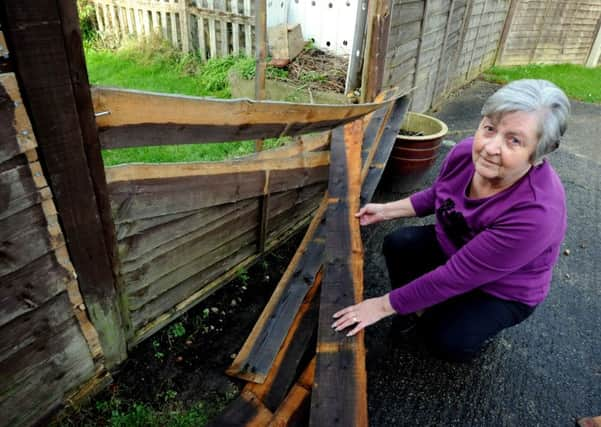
left=472, top=111, right=540, bottom=188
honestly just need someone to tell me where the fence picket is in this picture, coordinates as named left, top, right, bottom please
left=208, top=0, right=218, bottom=58
left=244, top=0, right=252, bottom=55
left=171, top=11, right=179, bottom=48
left=198, top=16, right=207, bottom=60
left=95, top=2, right=104, bottom=32
left=232, top=0, right=240, bottom=55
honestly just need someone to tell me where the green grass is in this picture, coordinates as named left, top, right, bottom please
left=58, top=395, right=229, bottom=427
left=483, top=64, right=601, bottom=104
left=101, top=139, right=288, bottom=166
left=85, top=38, right=289, bottom=165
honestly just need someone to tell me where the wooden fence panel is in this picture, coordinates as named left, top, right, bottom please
left=497, top=0, right=601, bottom=66
left=91, top=0, right=255, bottom=59
left=0, top=71, right=106, bottom=427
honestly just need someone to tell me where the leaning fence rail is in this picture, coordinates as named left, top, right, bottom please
left=91, top=0, right=255, bottom=59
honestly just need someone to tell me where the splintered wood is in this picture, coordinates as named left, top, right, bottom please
left=310, top=121, right=367, bottom=426
left=216, top=95, right=408, bottom=426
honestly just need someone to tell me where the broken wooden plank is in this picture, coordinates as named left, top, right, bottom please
left=268, top=358, right=316, bottom=427
left=91, top=86, right=402, bottom=148
left=310, top=120, right=367, bottom=426
left=227, top=197, right=327, bottom=382
left=206, top=390, right=274, bottom=427
left=244, top=274, right=321, bottom=411
left=211, top=273, right=321, bottom=426
left=226, top=96, right=405, bottom=384
left=361, top=95, right=410, bottom=205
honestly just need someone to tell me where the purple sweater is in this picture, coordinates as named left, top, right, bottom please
left=389, top=138, right=567, bottom=315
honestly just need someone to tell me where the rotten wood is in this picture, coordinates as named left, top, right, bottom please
left=212, top=277, right=321, bottom=426
left=207, top=390, right=273, bottom=427
left=3, top=0, right=127, bottom=367
left=268, top=358, right=316, bottom=427
left=227, top=197, right=327, bottom=382
left=226, top=96, right=405, bottom=384
left=310, top=120, right=367, bottom=426
left=91, top=86, right=402, bottom=148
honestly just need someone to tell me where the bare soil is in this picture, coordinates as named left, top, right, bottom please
left=60, top=231, right=305, bottom=425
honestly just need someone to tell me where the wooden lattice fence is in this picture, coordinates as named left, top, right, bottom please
left=92, top=0, right=255, bottom=60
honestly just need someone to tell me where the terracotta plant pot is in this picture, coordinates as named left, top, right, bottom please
left=388, top=112, right=448, bottom=176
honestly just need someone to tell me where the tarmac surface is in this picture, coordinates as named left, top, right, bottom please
left=363, top=79, right=600, bottom=426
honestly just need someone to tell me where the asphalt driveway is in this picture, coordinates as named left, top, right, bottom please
left=363, top=79, right=601, bottom=426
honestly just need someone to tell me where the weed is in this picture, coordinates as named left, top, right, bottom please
left=168, top=322, right=187, bottom=342
left=152, top=339, right=165, bottom=361
left=236, top=268, right=250, bottom=286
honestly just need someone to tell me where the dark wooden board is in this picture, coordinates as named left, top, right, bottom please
left=0, top=252, right=69, bottom=328
left=0, top=164, right=41, bottom=221
left=213, top=282, right=320, bottom=426
left=0, top=318, right=95, bottom=427
left=226, top=98, right=402, bottom=384
left=206, top=390, right=273, bottom=427
left=3, top=0, right=126, bottom=366
left=310, top=121, right=367, bottom=426
left=360, top=95, right=410, bottom=205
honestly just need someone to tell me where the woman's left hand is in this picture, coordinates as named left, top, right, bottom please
left=332, top=295, right=396, bottom=336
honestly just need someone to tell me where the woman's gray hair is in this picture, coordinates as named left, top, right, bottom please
left=481, top=79, right=570, bottom=162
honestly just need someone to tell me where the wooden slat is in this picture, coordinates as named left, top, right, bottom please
left=361, top=0, right=393, bottom=102
left=268, top=358, right=316, bottom=427
left=208, top=0, right=218, bottom=57
left=3, top=0, right=127, bottom=367
left=244, top=277, right=321, bottom=411
left=91, top=86, right=403, bottom=148
left=105, top=150, right=328, bottom=183
left=244, top=0, right=253, bottom=55
left=0, top=252, right=69, bottom=328
left=360, top=95, right=410, bottom=204
left=226, top=97, right=404, bottom=384
left=207, top=390, right=274, bottom=427
left=227, top=198, right=327, bottom=382
left=310, top=120, right=367, bottom=426
left=232, top=0, right=240, bottom=55
left=212, top=281, right=320, bottom=426
left=129, top=198, right=313, bottom=346
left=0, top=319, right=96, bottom=427
left=107, top=156, right=328, bottom=221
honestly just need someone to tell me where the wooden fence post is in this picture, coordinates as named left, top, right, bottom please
left=1, top=0, right=127, bottom=368
left=360, top=0, right=392, bottom=103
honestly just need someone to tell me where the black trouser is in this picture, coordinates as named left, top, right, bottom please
left=382, top=225, right=536, bottom=362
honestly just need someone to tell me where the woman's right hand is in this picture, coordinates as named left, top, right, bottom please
left=355, top=203, right=388, bottom=226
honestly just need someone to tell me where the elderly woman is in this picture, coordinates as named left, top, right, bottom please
left=332, top=79, right=570, bottom=362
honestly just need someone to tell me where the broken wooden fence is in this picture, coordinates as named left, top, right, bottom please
left=212, top=94, right=409, bottom=426
left=92, top=87, right=402, bottom=347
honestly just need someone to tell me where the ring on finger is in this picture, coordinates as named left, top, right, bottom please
left=352, top=316, right=358, bottom=323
